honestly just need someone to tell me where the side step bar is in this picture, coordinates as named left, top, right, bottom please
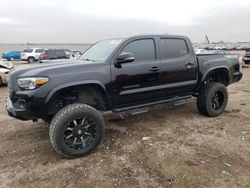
left=127, top=107, right=149, bottom=116
left=113, top=95, right=192, bottom=112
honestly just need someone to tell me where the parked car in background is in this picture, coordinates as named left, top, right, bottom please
left=0, top=61, right=13, bottom=86
left=2, top=51, right=21, bottom=61
left=195, top=49, right=211, bottom=54
left=211, top=50, right=230, bottom=54
left=39, top=49, right=71, bottom=62
left=196, top=45, right=207, bottom=49
left=205, top=44, right=216, bottom=50
left=213, top=45, right=226, bottom=50
left=225, top=44, right=237, bottom=50
left=243, top=51, right=250, bottom=64
left=71, top=50, right=83, bottom=59
left=21, top=48, right=47, bottom=63
left=236, top=44, right=250, bottom=51
left=195, top=49, right=230, bottom=55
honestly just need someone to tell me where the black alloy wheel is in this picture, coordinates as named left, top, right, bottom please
left=64, top=117, right=96, bottom=150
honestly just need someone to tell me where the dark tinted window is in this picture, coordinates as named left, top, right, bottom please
left=160, top=38, right=188, bottom=59
left=23, top=49, right=33, bottom=53
left=55, top=50, right=65, bottom=57
left=47, top=49, right=54, bottom=55
left=121, top=39, right=155, bottom=61
left=35, top=49, right=44, bottom=53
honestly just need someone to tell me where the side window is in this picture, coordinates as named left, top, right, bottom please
left=160, top=38, right=189, bottom=59
left=23, top=49, right=33, bottom=53
left=35, top=49, right=44, bottom=53
left=55, top=50, right=65, bottom=57
left=121, top=39, right=155, bottom=61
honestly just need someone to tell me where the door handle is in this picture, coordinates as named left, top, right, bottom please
left=149, top=66, right=160, bottom=72
left=185, top=62, right=194, bottom=68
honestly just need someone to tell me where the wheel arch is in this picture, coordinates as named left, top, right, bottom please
left=45, top=81, right=111, bottom=112
left=200, top=66, right=230, bottom=86
left=9, top=56, right=15, bottom=60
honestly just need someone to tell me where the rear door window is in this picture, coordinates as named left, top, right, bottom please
left=35, top=49, right=44, bottom=53
left=160, top=38, right=189, bottom=59
left=55, top=50, right=66, bottom=57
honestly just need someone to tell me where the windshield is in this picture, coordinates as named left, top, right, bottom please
left=79, top=39, right=124, bottom=62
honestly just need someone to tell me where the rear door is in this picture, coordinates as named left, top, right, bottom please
left=110, top=38, right=162, bottom=106
left=158, top=37, right=198, bottom=96
left=34, top=49, right=45, bottom=59
left=55, top=50, right=66, bottom=59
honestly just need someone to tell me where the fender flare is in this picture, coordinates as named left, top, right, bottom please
left=200, top=66, right=230, bottom=84
left=45, top=80, right=111, bottom=107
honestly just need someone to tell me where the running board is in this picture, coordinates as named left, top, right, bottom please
left=173, top=99, right=188, bottom=106
left=113, top=95, right=192, bottom=112
left=127, top=107, right=149, bottom=116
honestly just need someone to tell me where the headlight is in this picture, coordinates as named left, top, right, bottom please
left=17, top=77, right=49, bottom=90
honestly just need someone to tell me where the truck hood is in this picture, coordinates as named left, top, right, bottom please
left=40, top=59, right=71, bottom=63
left=8, top=58, right=111, bottom=94
left=12, top=59, right=99, bottom=77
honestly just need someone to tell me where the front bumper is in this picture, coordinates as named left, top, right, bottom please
left=6, top=97, right=29, bottom=120
left=6, top=93, right=48, bottom=121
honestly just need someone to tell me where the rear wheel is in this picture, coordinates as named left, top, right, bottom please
left=27, top=57, right=35, bottom=63
left=197, top=82, right=228, bottom=117
left=9, top=57, right=15, bottom=61
left=49, top=103, right=104, bottom=158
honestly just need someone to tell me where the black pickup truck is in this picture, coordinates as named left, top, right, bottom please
left=6, top=35, right=242, bottom=158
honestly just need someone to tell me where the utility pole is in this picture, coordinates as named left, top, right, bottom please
left=205, top=35, right=210, bottom=44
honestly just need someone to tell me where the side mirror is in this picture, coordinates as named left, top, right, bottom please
left=116, top=52, right=135, bottom=64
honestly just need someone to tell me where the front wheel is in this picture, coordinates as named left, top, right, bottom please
left=197, top=82, right=228, bottom=117
left=9, top=57, right=15, bottom=61
left=49, top=103, right=105, bottom=158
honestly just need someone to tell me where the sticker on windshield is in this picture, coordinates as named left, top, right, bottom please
left=110, top=40, right=122, bottom=44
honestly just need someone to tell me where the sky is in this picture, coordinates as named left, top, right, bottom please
left=0, top=0, right=250, bottom=43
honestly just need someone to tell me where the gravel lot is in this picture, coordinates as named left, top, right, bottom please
left=0, top=66, right=250, bottom=188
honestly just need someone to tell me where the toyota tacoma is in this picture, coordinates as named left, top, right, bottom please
left=6, top=35, right=242, bottom=158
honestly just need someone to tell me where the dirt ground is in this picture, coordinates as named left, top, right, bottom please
left=0, top=67, right=250, bottom=188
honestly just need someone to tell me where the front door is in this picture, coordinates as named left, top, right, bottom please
left=109, top=38, right=162, bottom=107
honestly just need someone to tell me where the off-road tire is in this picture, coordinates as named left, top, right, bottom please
left=197, top=82, right=228, bottom=117
left=27, top=57, right=35, bottom=63
left=49, top=103, right=104, bottom=158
